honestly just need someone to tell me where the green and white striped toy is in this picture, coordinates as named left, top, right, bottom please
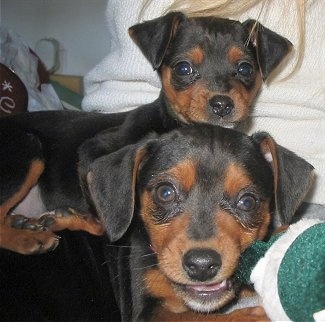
left=236, top=219, right=325, bottom=322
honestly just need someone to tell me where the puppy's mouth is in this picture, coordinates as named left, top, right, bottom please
left=215, top=120, right=238, bottom=129
left=173, top=279, right=235, bottom=312
left=185, top=279, right=229, bottom=294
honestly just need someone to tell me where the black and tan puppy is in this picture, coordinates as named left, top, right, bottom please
left=86, top=124, right=314, bottom=321
left=79, top=12, right=292, bottom=171
left=0, top=12, right=292, bottom=254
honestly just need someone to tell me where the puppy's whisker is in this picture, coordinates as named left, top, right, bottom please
left=104, top=244, right=142, bottom=249
left=139, top=252, right=158, bottom=258
left=166, top=244, right=174, bottom=256
left=133, top=263, right=158, bottom=271
left=110, top=273, right=122, bottom=282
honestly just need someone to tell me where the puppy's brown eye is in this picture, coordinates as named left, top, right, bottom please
left=174, top=61, right=193, bottom=76
left=155, top=184, right=176, bottom=204
left=237, top=62, right=253, bottom=77
left=237, top=194, right=258, bottom=211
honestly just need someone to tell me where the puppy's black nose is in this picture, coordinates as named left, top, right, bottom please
left=183, top=248, right=221, bottom=282
left=209, top=95, right=234, bottom=117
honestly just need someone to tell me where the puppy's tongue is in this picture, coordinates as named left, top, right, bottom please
left=187, top=280, right=227, bottom=292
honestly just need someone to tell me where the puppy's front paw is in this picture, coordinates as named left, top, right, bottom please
left=6, top=213, right=46, bottom=231
left=1, top=219, right=60, bottom=255
left=39, top=208, right=105, bottom=235
left=12, top=230, right=61, bottom=254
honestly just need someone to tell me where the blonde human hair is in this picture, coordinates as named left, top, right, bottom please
left=168, top=0, right=311, bottom=80
left=140, top=0, right=312, bottom=80
left=168, top=0, right=264, bottom=17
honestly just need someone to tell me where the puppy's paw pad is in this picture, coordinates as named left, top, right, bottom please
left=38, top=208, right=78, bottom=228
left=8, top=214, right=29, bottom=229
left=6, top=214, right=44, bottom=231
left=38, top=214, right=56, bottom=227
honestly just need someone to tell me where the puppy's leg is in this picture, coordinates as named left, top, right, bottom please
left=4, top=207, right=104, bottom=254
left=0, top=128, right=62, bottom=254
left=0, top=224, right=60, bottom=255
left=0, top=159, right=60, bottom=254
left=38, top=208, right=105, bottom=235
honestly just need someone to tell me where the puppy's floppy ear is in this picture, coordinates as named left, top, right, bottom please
left=243, top=19, right=293, bottom=81
left=87, top=141, right=152, bottom=242
left=128, top=11, right=185, bottom=70
left=252, top=132, right=314, bottom=226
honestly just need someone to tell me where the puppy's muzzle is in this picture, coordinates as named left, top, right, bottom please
left=183, top=248, right=222, bottom=282
left=209, top=95, right=234, bottom=118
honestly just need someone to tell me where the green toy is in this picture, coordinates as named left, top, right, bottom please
left=236, top=219, right=325, bottom=322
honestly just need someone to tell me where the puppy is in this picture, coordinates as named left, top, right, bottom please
left=79, top=11, right=292, bottom=173
left=87, top=124, right=314, bottom=321
left=0, top=12, right=292, bottom=254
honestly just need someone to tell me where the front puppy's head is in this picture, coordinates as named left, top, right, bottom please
left=87, top=126, right=313, bottom=314
left=129, top=12, right=292, bottom=128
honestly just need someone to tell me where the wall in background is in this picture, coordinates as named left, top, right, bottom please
left=1, top=0, right=109, bottom=76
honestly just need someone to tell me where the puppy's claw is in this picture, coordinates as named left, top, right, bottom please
left=44, top=235, right=61, bottom=253
left=32, top=235, right=61, bottom=254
